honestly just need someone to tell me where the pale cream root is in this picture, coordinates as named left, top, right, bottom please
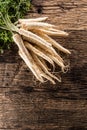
left=18, top=17, right=48, bottom=23
left=34, top=45, right=65, bottom=69
left=13, top=34, right=44, bottom=82
left=33, top=54, right=61, bottom=82
left=24, top=41, right=55, bottom=67
left=31, top=52, right=56, bottom=84
left=19, top=29, right=64, bottom=58
left=19, top=22, right=55, bottom=30
left=31, top=29, right=71, bottom=54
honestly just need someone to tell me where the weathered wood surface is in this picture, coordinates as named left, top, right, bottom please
left=0, top=0, right=87, bottom=130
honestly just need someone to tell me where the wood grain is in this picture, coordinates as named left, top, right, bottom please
left=29, top=0, right=87, bottom=30
left=0, top=0, right=87, bottom=130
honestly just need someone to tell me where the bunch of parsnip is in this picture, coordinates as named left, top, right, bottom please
left=12, top=17, right=71, bottom=84
left=2, top=15, right=71, bottom=84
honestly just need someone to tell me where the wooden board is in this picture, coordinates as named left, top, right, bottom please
left=0, top=0, right=87, bottom=129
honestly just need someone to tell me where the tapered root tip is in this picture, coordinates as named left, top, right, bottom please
left=66, top=50, right=71, bottom=54
left=62, top=31, right=69, bottom=37
left=57, top=77, right=61, bottom=82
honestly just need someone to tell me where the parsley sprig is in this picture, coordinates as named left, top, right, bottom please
left=0, top=0, right=31, bottom=53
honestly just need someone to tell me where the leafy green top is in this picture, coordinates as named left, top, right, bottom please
left=0, top=0, right=31, bottom=53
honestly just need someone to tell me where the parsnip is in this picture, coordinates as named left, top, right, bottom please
left=19, top=22, right=55, bottom=30
left=48, top=54, right=65, bottom=69
left=19, top=28, right=52, bottom=47
left=38, top=28, right=68, bottom=37
left=24, top=41, right=55, bottom=67
left=49, top=28, right=68, bottom=36
left=13, top=33, right=43, bottom=82
left=33, top=54, right=61, bottom=82
left=31, top=29, right=71, bottom=54
left=18, top=17, right=48, bottom=23
left=34, top=45, right=64, bottom=68
left=19, top=50, right=44, bottom=82
left=31, top=52, right=56, bottom=84
left=19, top=28, right=63, bottom=57
left=40, top=58, right=51, bottom=71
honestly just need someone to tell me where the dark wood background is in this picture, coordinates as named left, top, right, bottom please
left=0, top=0, right=87, bottom=130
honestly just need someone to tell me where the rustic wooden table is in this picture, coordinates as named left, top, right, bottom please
left=0, top=0, right=87, bottom=130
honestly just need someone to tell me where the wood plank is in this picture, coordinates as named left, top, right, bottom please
left=29, top=0, right=87, bottom=30
left=0, top=90, right=87, bottom=129
left=0, top=0, right=87, bottom=129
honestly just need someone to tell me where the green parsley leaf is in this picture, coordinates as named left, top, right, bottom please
left=0, top=0, right=31, bottom=52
